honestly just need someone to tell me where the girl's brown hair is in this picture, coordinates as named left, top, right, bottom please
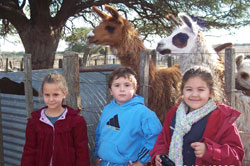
left=181, top=66, right=215, bottom=98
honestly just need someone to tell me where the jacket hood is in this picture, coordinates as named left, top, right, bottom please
left=31, top=105, right=80, bottom=118
left=217, top=104, right=241, bottom=124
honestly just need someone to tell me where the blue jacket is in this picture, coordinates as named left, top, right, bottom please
left=94, top=95, right=162, bottom=165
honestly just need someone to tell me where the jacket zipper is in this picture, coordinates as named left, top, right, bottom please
left=50, top=125, right=55, bottom=166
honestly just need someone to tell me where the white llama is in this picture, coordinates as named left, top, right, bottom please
left=156, top=13, right=250, bottom=165
left=156, top=13, right=225, bottom=102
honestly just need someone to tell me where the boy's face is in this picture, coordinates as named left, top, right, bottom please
left=110, top=76, right=136, bottom=105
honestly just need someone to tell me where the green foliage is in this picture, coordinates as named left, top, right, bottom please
left=64, top=27, right=91, bottom=52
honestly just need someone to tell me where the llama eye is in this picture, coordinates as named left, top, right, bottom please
left=105, top=26, right=115, bottom=33
left=172, top=33, right=189, bottom=48
left=241, top=72, right=249, bottom=80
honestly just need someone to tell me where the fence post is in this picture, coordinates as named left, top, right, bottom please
left=24, top=53, right=34, bottom=118
left=225, top=48, right=235, bottom=108
left=104, top=47, right=108, bottom=65
left=62, top=51, right=82, bottom=110
left=167, top=55, right=174, bottom=67
left=5, top=58, right=8, bottom=72
left=151, top=50, right=157, bottom=67
left=58, top=59, right=63, bottom=68
left=139, top=50, right=149, bottom=106
left=20, top=58, right=24, bottom=71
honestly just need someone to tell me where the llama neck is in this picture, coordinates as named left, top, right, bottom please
left=178, top=33, right=219, bottom=73
left=112, top=27, right=156, bottom=75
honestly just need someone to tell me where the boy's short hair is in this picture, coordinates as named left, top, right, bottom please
left=108, top=67, right=137, bottom=89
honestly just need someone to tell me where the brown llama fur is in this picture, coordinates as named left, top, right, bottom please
left=87, top=5, right=181, bottom=123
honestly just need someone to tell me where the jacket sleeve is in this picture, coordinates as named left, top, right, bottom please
left=21, top=118, right=37, bottom=166
left=138, top=112, right=162, bottom=165
left=150, top=106, right=176, bottom=166
left=201, top=122, right=244, bottom=166
left=73, top=116, right=90, bottom=166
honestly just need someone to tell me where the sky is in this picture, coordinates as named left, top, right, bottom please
left=0, top=25, right=250, bottom=52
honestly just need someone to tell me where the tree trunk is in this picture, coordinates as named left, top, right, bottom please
left=18, top=26, right=61, bottom=69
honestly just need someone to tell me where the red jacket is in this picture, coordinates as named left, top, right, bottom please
left=150, top=104, right=244, bottom=166
left=21, top=105, right=90, bottom=166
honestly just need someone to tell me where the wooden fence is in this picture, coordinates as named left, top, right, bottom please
left=0, top=48, right=241, bottom=165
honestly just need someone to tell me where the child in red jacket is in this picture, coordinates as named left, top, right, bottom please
left=150, top=66, right=244, bottom=166
left=21, top=73, right=90, bottom=166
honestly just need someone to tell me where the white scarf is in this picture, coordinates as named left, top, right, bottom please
left=168, top=99, right=217, bottom=165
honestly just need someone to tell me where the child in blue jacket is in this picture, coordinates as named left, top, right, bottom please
left=94, top=67, right=162, bottom=166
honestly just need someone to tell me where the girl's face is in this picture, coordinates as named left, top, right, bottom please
left=43, top=82, right=67, bottom=110
left=183, top=76, right=211, bottom=112
left=110, top=77, right=136, bottom=105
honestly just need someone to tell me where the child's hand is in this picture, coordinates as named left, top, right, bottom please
left=128, top=160, right=143, bottom=166
left=191, top=142, right=207, bottom=158
left=96, top=158, right=101, bottom=166
left=155, top=154, right=163, bottom=166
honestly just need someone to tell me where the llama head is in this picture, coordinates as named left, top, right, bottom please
left=236, top=54, right=250, bottom=90
left=156, top=13, right=200, bottom=55
left=87, top=5, right=137, bottom=50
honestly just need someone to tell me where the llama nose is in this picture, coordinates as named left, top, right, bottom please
left=160, top=49, right=171, bottom=55
left=156, top=43, right=164, bottom=51
left=156, top=43, right=171, bottom=54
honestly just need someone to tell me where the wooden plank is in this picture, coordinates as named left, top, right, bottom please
left=79, top=65, right=119, bottom=72
left=139, top=50, right=149, bottom=106
left=225, top=48, right=235, bottom=108
left=5, top=58, right=8, bottom=72
left=151, top=49, right=157, bottom=67
left=23, top=53, right=34, bottom=118
left=62, top=52, right=82, bottom=110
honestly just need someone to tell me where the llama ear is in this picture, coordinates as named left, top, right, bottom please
left=92, top=6, right=108, bottom=20
left=166, top=14, right=182, bottom=26
left=105, top=4, right=120, bottom=20
left=236, top=54, right=244, bottom=67
left=178, top=13, right=195, bottom=32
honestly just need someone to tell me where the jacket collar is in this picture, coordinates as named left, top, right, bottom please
left=39, top=107, right=68, bottom=126
left=31, top=105, right=80, bottom=118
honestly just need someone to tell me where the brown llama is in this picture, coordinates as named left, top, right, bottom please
left=87, top=4, right=181, bottom=123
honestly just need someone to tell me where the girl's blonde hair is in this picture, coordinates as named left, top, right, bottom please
left=40, top=73, right=68, bottom=96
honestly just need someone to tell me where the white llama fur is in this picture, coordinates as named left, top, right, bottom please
left=235, top=54, right=250, bottom=165
left=157, top=13, right=219, bottom=73
left=156, top=12, right=224, bottom=102
left=157, top=13, right=250, bottom=164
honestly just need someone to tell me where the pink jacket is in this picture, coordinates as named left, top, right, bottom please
left=21, top=105, right=90, bottom=166
left=150, top=103, right=244, bottom=166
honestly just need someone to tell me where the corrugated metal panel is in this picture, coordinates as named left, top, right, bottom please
left=0, top=67, right=113, bottom=165
left=0, top=94, right=44, bottom=166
